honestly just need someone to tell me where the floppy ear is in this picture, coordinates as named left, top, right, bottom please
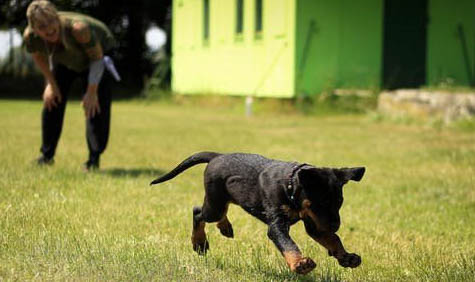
left=335, top=167, right=365, bottom=184
left=297, top=166, right=327, bottom=188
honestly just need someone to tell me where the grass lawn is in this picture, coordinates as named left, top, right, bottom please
left=0, top=98, right=474, bottom=281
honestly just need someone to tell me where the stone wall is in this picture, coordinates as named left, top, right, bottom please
left=378, top=89, right=475, bottom=123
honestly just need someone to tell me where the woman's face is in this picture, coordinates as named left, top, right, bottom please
left=34, top=17, right=60, bottom=43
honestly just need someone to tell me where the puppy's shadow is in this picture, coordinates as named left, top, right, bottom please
left=101, top=167, right=165, bottom=178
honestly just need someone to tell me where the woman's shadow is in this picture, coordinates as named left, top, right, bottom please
left=100, top=167, right=165, bottom=178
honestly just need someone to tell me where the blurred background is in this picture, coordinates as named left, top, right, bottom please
left=0, top=0, right=474, bottom=103
left=0, top=3, right=473, bottom=280
left=0, top=0, right=172, bottom=98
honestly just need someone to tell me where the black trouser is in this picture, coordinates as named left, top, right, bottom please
left=40, top=64, right=112, bottom=162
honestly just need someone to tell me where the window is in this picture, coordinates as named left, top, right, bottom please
left=203, top=0, right=210, bottom=41
left=255, top=0, right=263, bottom=33
left=236, top=0, right=244, bottom=34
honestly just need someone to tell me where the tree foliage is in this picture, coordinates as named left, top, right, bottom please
left=0, top=0, right=172, bottom=90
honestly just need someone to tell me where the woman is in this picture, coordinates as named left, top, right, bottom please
left=24, top=0, right=118, bottom=171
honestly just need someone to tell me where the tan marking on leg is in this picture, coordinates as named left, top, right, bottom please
left=283, top=251, right=303, bottom=271
left=283, top=251, right=317, bottom=274
left=191, top=221, right=206, bottom=245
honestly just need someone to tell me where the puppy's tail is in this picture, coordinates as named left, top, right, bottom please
left=150, top=152, right=222, bottom=185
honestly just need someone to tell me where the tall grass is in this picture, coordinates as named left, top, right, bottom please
left=0, top=98, right=474, bottom=281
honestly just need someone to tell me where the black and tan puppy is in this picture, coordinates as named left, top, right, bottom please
left=151, top=152, right=365, bottom=274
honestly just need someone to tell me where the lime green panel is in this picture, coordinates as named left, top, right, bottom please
left=295, top=0, right=382, bottom=96
left=427, top=0, right=475, bottom=86
left=172, top=0, right=296, bottom=98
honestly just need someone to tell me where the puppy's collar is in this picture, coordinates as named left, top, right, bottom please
left=285, top=163, right=308, bottom=209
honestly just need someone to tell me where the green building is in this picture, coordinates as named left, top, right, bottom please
left=171, top=0, right=475, bottom=98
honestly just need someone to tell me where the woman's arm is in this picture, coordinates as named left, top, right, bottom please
left=31, top=52, right=62, bottom=110
left=72, top=21, right=104, bottom=118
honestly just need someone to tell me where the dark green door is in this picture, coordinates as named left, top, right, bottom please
left=383, top=0, right=428, bottom=89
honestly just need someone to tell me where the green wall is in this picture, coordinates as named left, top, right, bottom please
left=295, top=0, right=383, bottom=96
left=172, top=0, right=297, bottom=98
left=427, top=0, right=475, bottom=86
left=171, top=0, right=473, bottom=99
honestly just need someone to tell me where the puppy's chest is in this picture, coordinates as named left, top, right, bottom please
left=280, top=205, right=304, bottom=224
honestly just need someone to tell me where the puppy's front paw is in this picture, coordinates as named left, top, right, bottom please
left=337, top=253, right=361, bottom=268
left=293, top=257, right=316, bottom=275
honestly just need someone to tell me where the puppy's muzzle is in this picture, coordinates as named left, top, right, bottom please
left=329, top=221, right=340, bottom=233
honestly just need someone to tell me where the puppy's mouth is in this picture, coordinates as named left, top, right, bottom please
left=302, top=212, right=340, bottom=233
left=328, top=222, right=340, bottom=233
left=300, top=201, right=340, bottom=232
left=319, top=216, right=340, bottom=233
left=301, top=209, right=322, bottom=230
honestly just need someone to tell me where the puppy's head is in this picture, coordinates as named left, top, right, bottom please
left=298, top=166, right=365, bottom=233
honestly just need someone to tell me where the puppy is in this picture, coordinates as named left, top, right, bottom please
left=151, top=152, right=365, bottom=274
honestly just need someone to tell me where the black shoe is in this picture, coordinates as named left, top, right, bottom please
left=83, top=159, right=99, bottom=171
left=36, top=156, right=54, bottom=166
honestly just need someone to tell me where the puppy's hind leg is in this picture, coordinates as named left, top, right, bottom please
left=192, top=206, right=209, bottom=254
left=192, top=192, right=231, bottom=254
left=216, top=203, right=234, bottom=238
left=215, top=175, right=249, bottom=239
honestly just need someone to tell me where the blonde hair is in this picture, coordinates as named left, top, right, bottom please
left=26, top=0, right=59, bottom=29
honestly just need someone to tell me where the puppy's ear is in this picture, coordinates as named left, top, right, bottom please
left=297, top=167, right=325, bottom=187
left=335, top=167, right=365, bottom=184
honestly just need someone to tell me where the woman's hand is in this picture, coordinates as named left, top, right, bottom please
left=43, top=83, right=62, bottom=111
left=31, top=53, right=62, bottom=111
left=82, top=85, right=100, bottom=119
